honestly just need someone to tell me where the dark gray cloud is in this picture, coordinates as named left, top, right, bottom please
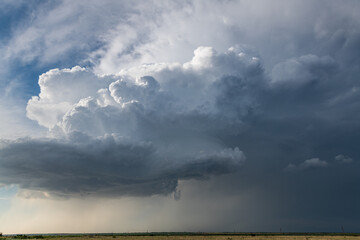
left=284, top=158, right=328, bottom=172
left=0, top=134, right=244, bottom=197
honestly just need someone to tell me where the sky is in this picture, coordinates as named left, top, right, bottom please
left=0, top=0, right=360, bottom=234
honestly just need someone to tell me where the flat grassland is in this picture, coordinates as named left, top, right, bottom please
left=2, top=234, right=360, bottom=240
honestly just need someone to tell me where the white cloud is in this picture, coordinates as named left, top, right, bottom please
left=335, top=154, right=353, bottom=164
left=285, top=158, right=328, bottom=171
left=26, top=66, right=115, bottom=128
left=27, top=46, right=263, bottom=136
left=285, top=154, right=354, bottom=172
left=3, top=0, right=140, bottom=65
left=301, top=158, right=328, bottom=168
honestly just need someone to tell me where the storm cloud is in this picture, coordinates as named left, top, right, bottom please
left=0, top=0, right=360, bottom=232
left=1, top=47, right=257, bottom=197
left=0, top=136, right=244, bottom=197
